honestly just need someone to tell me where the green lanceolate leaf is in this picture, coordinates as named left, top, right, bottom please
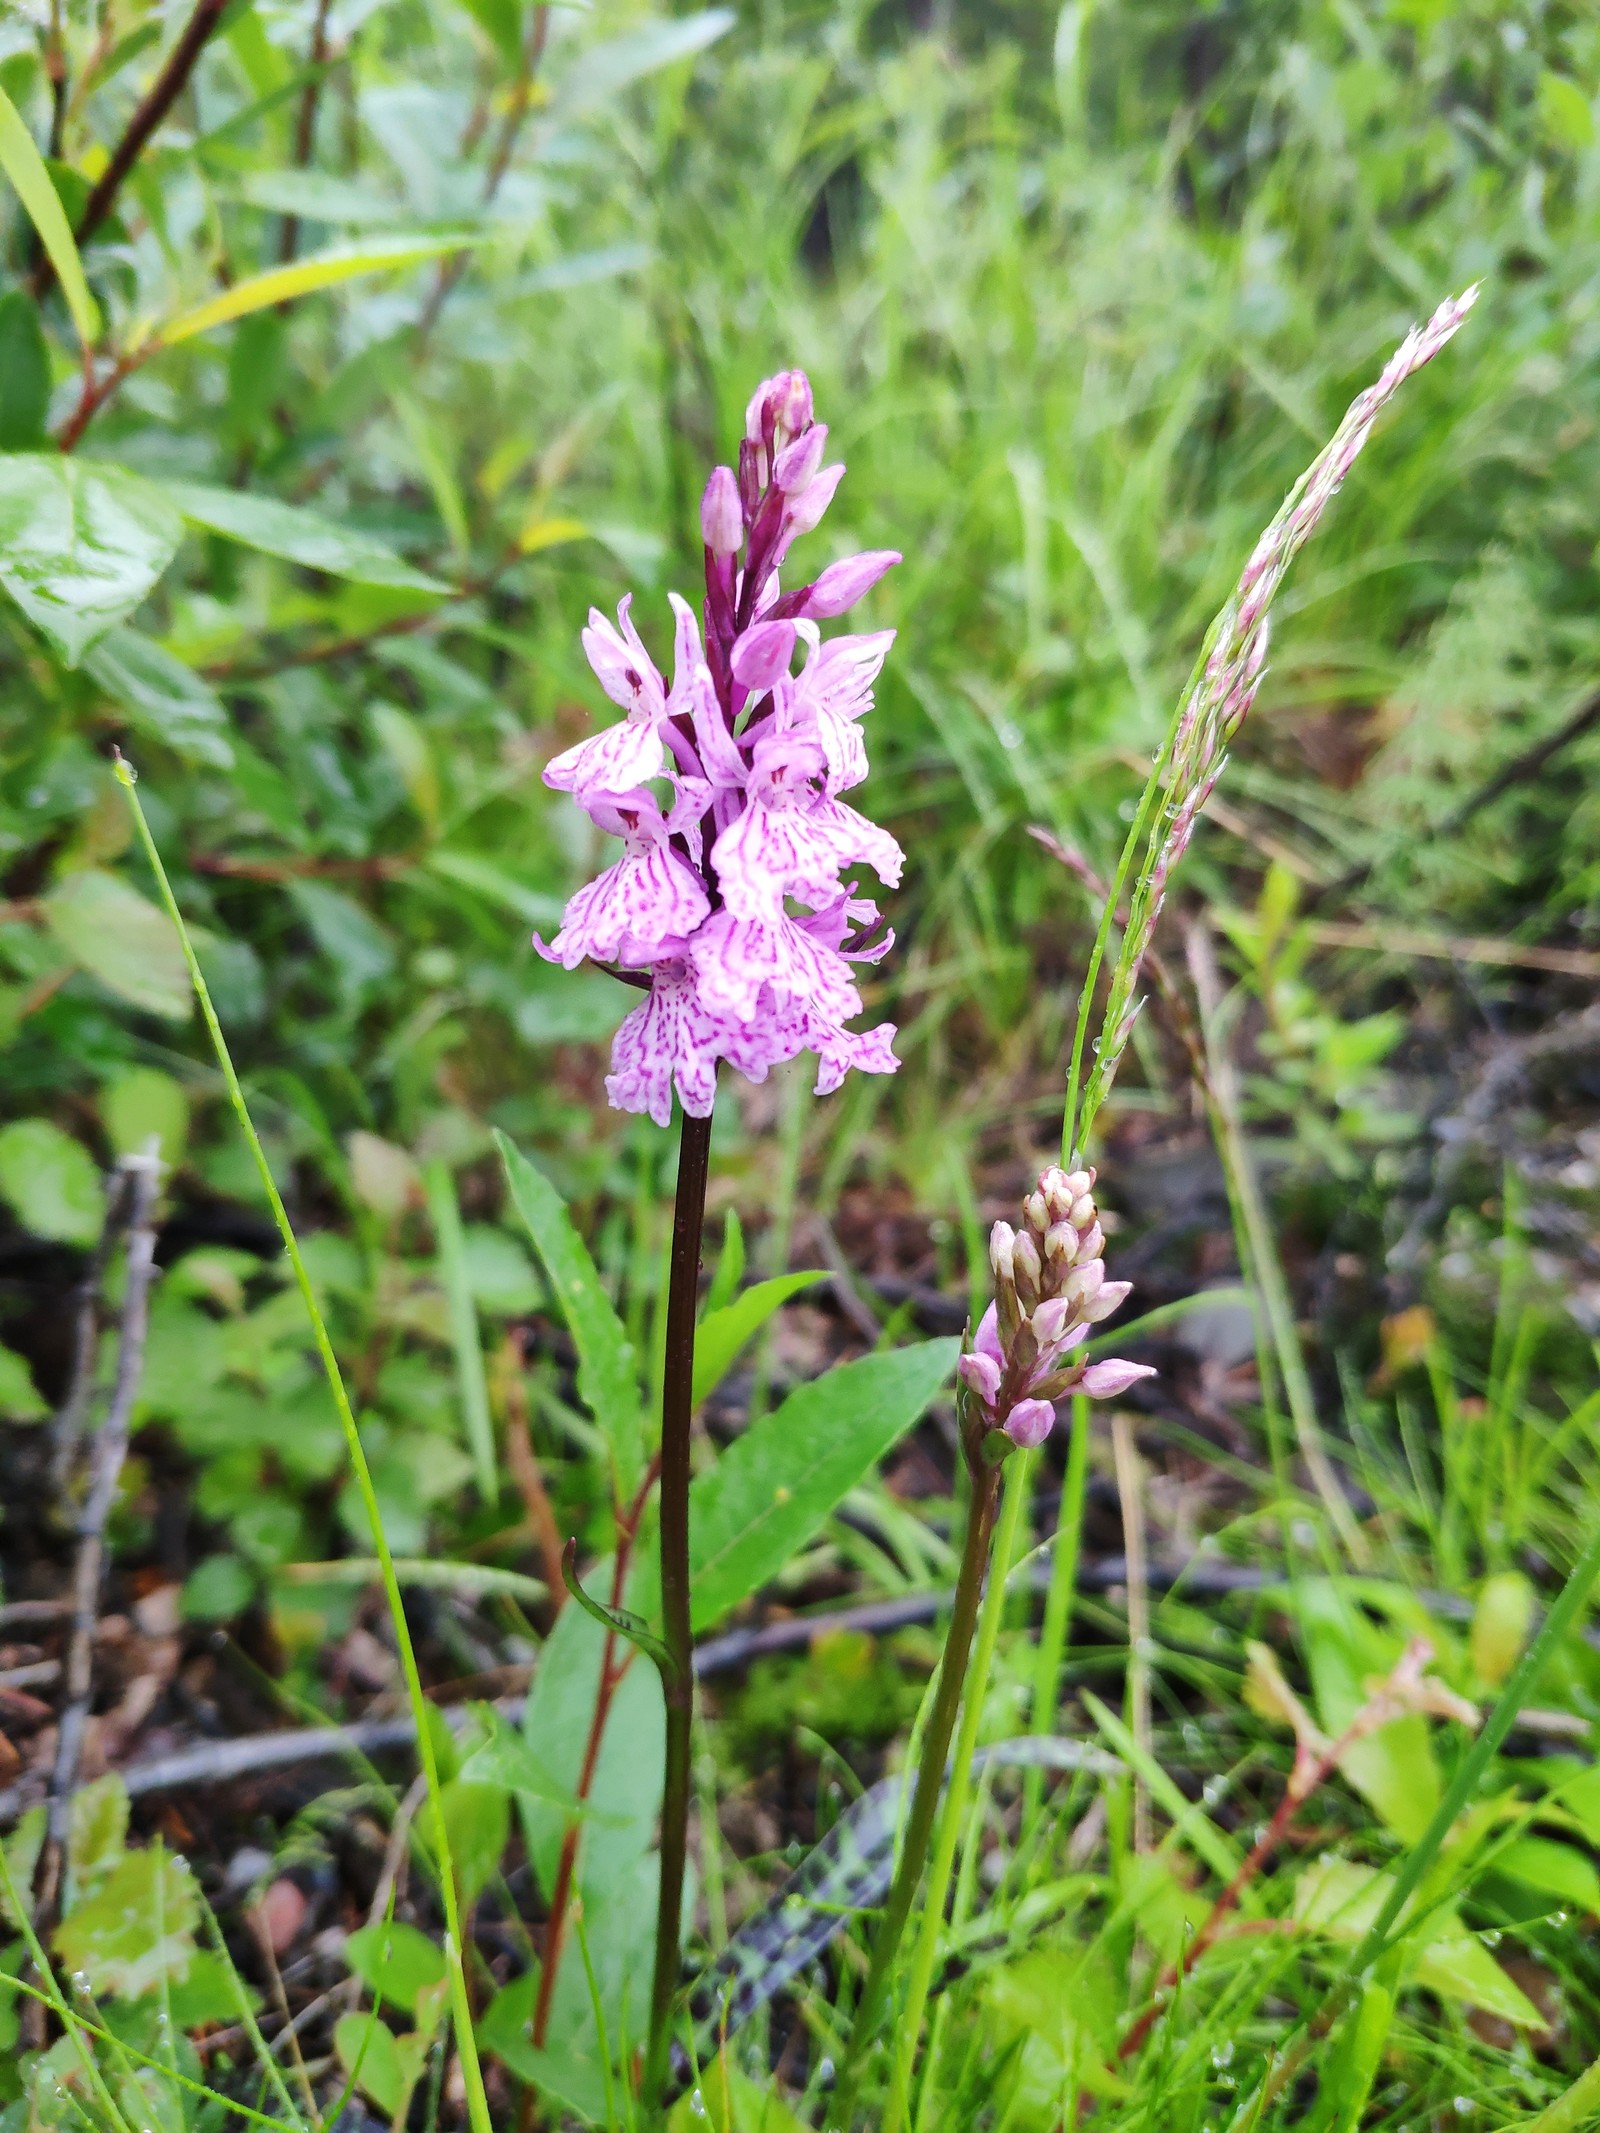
left=158, top=231, right=488, bottom=344
left=687, top=1337, right=961, bottom=1633
left=163, top=479, right=448, bottom=591
left=0, top=85, right=100, bottom=349
left=561, top=1539, right=678, bottom=1681
left=495, top=1131, right=643, bottom=1494
left=0, top=290, right=51, bottom=450
left=83, top=628, right=234, bottom=768
left=692, top=1270, right=827, bottom=1407
left=43, top=866, right=190, bottom=1019
left=0, top=456, right=183, bottom=664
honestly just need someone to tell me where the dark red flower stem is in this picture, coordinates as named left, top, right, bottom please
left=643, top=1104, right=714, bottom=2114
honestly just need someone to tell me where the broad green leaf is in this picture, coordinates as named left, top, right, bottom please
left=439, top=1778, right=510, bottom=1908
left=517, top=1594, right=663, bottom=1896
left=1292, top=1578, right=1441, bottom=1842
left=426, top=1160, right=496, bottom=1502
left=163, top=479, right=447, bottom=591
left=0, top=1345, right=47, bottom=1420
left=54, top=1847, right=198, bottom=1998
left=477, top=1982, right=612, bottom=2124
left=1494, top=1836, right=1600, bottom=1914
left=1471, top=1571, right=1536, bottom=1688
left=158, top=231, right=487, bottom=345
left=344, top=1920, right=447, bottom=2018
left=0, top=457, right=182, bottom=664
left=181, top=1554, right=255, bottom=1622
left=68, top=1775, right=129, bottom=1891
left=334, top=2013, right=429, bottom=2119
left=692, top=1270, right=827, bottom=1407
left=0, top=84, right=99, bottom=349
left=556, top=10, right=735, bottom=121
left=43, top=867, right=190, bottom=1020
left=669, top=2062, right=813, bottom=2133
left=460, top=1226, right=541, bottom=1315
left=1, top=1810, right=45, bottom=1927
left=496, top=1132, right=642, bottom=1493
left=0, top=1118, right=102, bottom=1245
left=102, top=1065, right=187, bottom=1166
left=230, top=168, right=406, bottom=225
left=458, top=1710, right=587, bottom=1816
left=454, top=0, right=522, bottom=69
left=1291, top=1856, right=1542, bottom=2027
left=84, top=628, right=234, bottom=769
left=704, top=1207, right=745, bottom=1313
left=0, top=289, right=51, bottom=450
left=687, top=1338, right=961, bottom=1633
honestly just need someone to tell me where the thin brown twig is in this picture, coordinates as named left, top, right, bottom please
left=47, top=1166, right=136, bottom=1495
left=413, top=5, right=551, bottom=351
left=531, top=1453, right=661, bottom=2049
left=277, top=0, right=335, bottom=265
left=32, top=0, right=231, bottom=300
left=497, top=1333, right=567, bottom=1609
left=30, top=1153, right=161, bottom=1950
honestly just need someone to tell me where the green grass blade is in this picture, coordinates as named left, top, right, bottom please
left=112, top=752, right=494, bottom=2133
left=425, top=1159, right=497, bottom=1502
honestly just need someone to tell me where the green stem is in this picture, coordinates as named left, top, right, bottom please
left=887, top=1453, right=1032, bottom=2133
left=1519, top=2055, right=1600, bottom=2133
left=834, top=1459, right=1003, bottom=2124
left=114, top=756, right=492, bottom=2133
left=1027, top=1394, right=1089, bottom=1811
left=642, top=1105, right=713, bottom=2117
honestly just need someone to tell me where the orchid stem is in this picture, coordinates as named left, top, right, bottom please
left=643, top=1105, right=713, bottom=2117
left=834, top=1458, right=1003, bottom=2123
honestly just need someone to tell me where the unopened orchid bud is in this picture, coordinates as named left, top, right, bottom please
left=1068, top=1193, right=1096, bottom=1232
left=700, top=466, right=743, bottom=555
left=731, top=619, right=797, bottom=691
left=1030, top=1295, right=1070, bottom=1346
left=1061, top=1260, right=1104, bottom=1314
left=1076, top=1220, right=1104, bottom=1264
left=1078, top=1358, right=1157, bottom=1400
left=1044, top=1220, right=1075, bottom=1264
left=957, top=1349, right=1002, bottom=1409
left=774, top=369, right=813, bottom=440
left=1023, top=1189, right=1049, bottom=1237
left=779, top=461, right=845, bottom=545
left=1037, top=1168, right=1072, bottom=1217
left=794, top=550, right=900, bottom=619
left=1003, top=1397, right=1056, bottom=1450
left=774, top=422, right=827, bottom=495
left=1012, top=1230, right=1042, bottom=1305
left=1066, top=1168, right=1094, bottom=1198
left=1083, top=1279, right=1131, bottom=1324
left=989, top=1221, right=1016, bottom=1283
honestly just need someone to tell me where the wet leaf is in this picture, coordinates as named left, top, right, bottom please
left=44, top=868, right=190, bottom=1021
left=0, top=457, right=182, bottom=664
left=55, top=1848, right=198, bottom=1999
left=0, top=1118, right=102, bottom=1245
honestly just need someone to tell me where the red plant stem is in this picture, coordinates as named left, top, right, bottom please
left=1117, top=1732, right=1351, bottom=2063
left=278, top=0, right=334, bottom=264
left=530, top=1455, right=660, bottom=2048
left=643, top=1106, right=714, bottom=2114
left=32, top=0, right=230, bottom=301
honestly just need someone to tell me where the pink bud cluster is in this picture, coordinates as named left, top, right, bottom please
left=536, top=369, right=904, bottom=1126
left=956, top=1167, right=1154, bottom=1452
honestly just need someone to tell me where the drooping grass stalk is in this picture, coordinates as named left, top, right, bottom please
left=886, top=1452, right=1033, bottom=2133
left=834, top=1458, right=1003, bottom=2120
left=1063, top=288, right=1478, bottom=1166
left=642, top=1106, right=714, bottom=2116
left=113, top=755, right=494, bottom=2133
